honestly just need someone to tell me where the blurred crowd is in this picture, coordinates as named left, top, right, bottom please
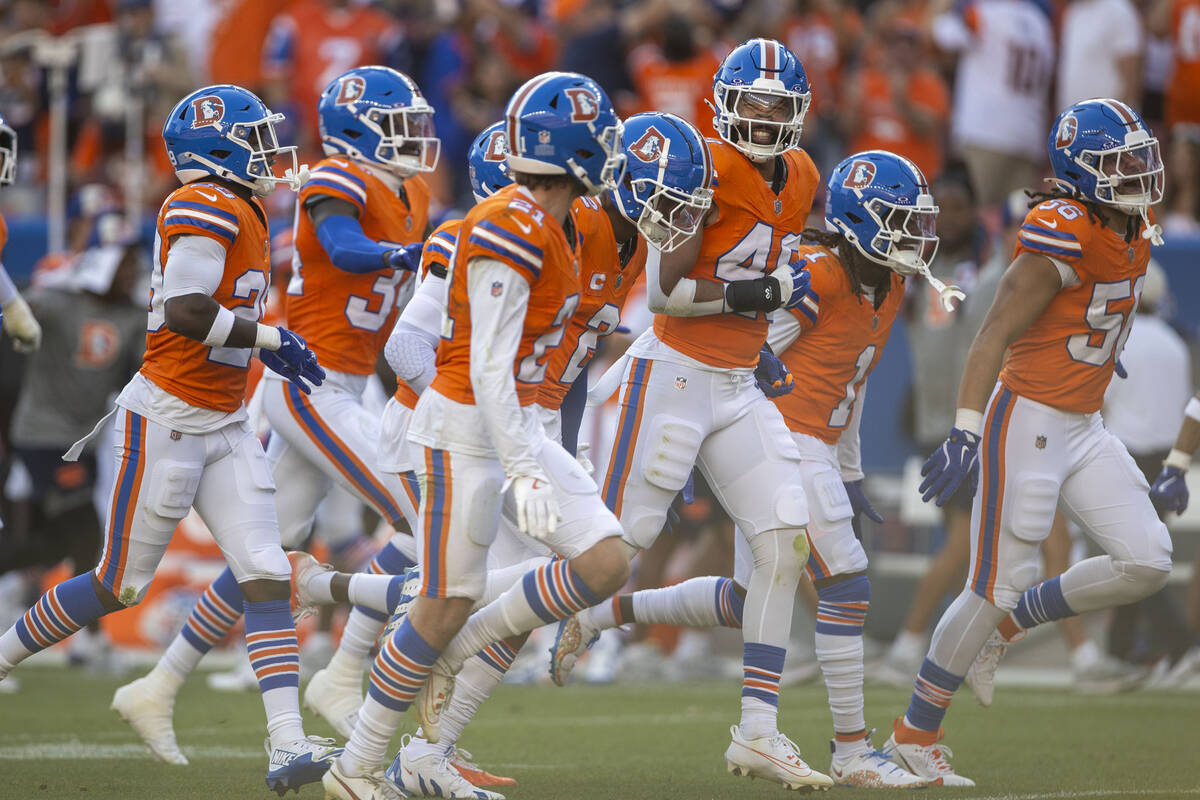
left=1, top=0, right=1199, bottom=230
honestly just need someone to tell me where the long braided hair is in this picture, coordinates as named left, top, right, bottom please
left=799, top=227, right=895, bottom=308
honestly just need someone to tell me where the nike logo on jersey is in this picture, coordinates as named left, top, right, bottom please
left=515, top=219, right=533, bottom=235
left=1037, top=218, right=1059, bottom=229
left=196, top=191, right=219, bottom=202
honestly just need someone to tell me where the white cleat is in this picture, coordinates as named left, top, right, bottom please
left=111, top=671, right=188, bottom=765
left=829, top=739, right=928, bottom=788
left=265, top=735, right=340, bottom=795
left=882, top=724, right=974, bottom=787
left=1073, top=652, right=1147, bottom=694
left=323, top=758, right=407, bottom=800
left=388, top=737, right=506, bottom=798
left=548, top=612, right=599, bottom=687
left=965, top=630, right=1014, bottom=707
left=413, top=665, right=455, bottom=745
left=288, top=550, right=334, bottom=622
left=725, top=725, right=833, bottom=791
left=304, top=667, right=364, bottom=739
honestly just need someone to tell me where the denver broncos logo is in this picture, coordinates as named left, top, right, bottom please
left=843, top=159, right=876, bottom=190
left=483, top=129, right=507, bottom=162
left=191, top=96, right=225, bottom=129
left=336, top=75, right=366, bottom=106
left=630, top=126, right=667, bottom=163
left=565, top=88, right=599, bottom=123
left=1056, top=114, right=1078, bottom=149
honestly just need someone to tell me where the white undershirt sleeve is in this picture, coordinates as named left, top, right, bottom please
left=837, top=380, right=867, bottom=482
left=1046, top=256, right=1079, bottom=288
left=467, top=258, right=541, bottom=479
left=766, top=310, right=803, bottom=354
left=162, top=235, right=227, bottom=299
left=643, top=245, right=726, bottom=317
left=0, top=264, right=18, bottom=307
left=399, top=271, right=447, bottom=339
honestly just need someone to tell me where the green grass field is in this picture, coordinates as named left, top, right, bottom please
left=1, top=667, right=1198, bottom=799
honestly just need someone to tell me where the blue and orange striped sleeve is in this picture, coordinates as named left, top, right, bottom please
left=300, top=159, right=369, bottom=215
left=161, top=188, right=240, bottom=250
left=422, top=220, right=461, bottom=279
left=464, top=211, right=545, bottom=285
left=1015, top=204, right=1088, bottom=264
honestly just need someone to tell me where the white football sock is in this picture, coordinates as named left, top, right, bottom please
left=816, top=633, right=868, bottom=756
left=329, top=608, right=385, bottom=675
left=631, top=576, right=728, bottom=628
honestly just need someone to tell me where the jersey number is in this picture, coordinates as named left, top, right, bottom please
left=517, top=294, right=580, bottom=384
left=828, top=345, right=876, bottom=429
left=1066, top=276, right=1144, bottom=368
left=713, top=222, right=803, bottom=319
left=208, top=270, right=269, bottom=368
left=558, top=303, right=621, bottom=386
left=346, top=270, right=410, bottom=332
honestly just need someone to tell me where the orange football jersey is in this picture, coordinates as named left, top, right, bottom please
left=538, top=197, right=647, bottom=410
left=774, top=245, right=904, bottom=444
left=142, top=182, right=270, bottom=413
left=1001, top=198, right=1150, bottom=413
left=653, top=138, right=819, bottom=369
left=287, top=158, right=428, bottom=375
left=1167, top=0, right=1200, bottom=127
left=432, top=184, right=581, bottom=406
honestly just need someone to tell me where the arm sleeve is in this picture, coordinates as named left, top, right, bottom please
left=398, top=271, right=447, bottom=339
left=161, top=235, right=227, bottom=300
left=0, top=264, right=17, bottom=306
left=643, top=245, right=726, bottom=317
left=467, top=258, right=541, bottom=478
left=384, top=319, right=439, bottom=394
left=766, top=309, right=803, bottom=354
left=837, top=380, right=866, bottom=482
left=315, top=214, right=391, bottom=274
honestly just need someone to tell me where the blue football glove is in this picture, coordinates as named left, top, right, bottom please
left=844, top=479, right=882, bottom=539
left=682, top=472, right=695, bottom=505
left=385, top=242, right=423, bottom=273
left=1114, top=359, right=1128, bottom=379
left=919, top=427, right=981, bottom=506
left=755, top=346, right=795, bottom=398
left=259, top=327, right=327, bottom=394
left=774, top=263, right=813, bottom=311
left=1150, top=465, right=1189, bottom=514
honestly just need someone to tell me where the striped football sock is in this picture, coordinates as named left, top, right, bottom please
left=244, top=599, right=303, bottom=748
left=740, top=641, right=786, bottom=739
left=902, top=657, right=964, bottom=741
left=160, top=567, right=243, bottom=680
left=439, top=559, right=601, bottom=673
left=327, top=538, right=418, bottom=680
left=0, top=573, right=107, bottom=667
left=815, top=575, right=870, bottom=755
left=630, top=576, right=744, bottom=629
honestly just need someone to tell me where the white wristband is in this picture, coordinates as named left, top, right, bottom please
left=202, top=305, right=237, bottom=347
left=954, top=408, right=984, bottom=437
left=255, top=323, right=282, bottom=351
left=1186, top=397, right=1200, bottom=424
left=1166, top=448, right=1192, bottom=471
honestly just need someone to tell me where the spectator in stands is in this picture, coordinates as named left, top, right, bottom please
left=627, top=12, right=722, bottom=137
left=1057, top=0, right=1143, bottom=111
left=1154, top=0, right=1200, bottom=233
left=931, top=0, right=1055, bottom=206
left=1102, top=262, right=1199, bottom=686
left=841, top=23, right=950, bottom=179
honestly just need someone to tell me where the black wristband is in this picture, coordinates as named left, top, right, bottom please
left=724, top=277, right=781, bottom=312
left=428, top=263, right=448, bottom=279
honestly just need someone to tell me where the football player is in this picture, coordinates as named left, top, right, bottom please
left=551, top=38, right=827, bottom=791
left=321, top=72, right=631, bottom=800
left=110, top=67, right=434, bottom=766
left=883, top=99, right=1171, bottom=786
left=0, top=84, right=340, bottom=793
left=1149, top=391, right=1200, bottom=515
left=0, top=112, right=42, bottom=352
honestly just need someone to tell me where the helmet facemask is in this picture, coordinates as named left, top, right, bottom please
left=715, top=85, right=809, bottom=161
left=363, top=103, right=441, bottom=177
left=628, top=176, right=712, bottom=252
left=858, top=196, right=940, bottom=276
left=567, top=120, right=626, bottom=196
left=0, top=123, right=15, bottom=188
left=1077, top=132, right=1164, bottom=217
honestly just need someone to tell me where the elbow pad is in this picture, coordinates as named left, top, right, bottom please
left=315, top=214, right=391, bottom=274
left=384, top=321, right=438, bottom=393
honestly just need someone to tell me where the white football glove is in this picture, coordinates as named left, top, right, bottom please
left=575, top=442, right=594, bottom=477
left=510, top=474, right=559, bottom=541
left=2, top=294, right=41, bottom=353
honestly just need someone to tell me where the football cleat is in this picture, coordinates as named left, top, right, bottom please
left=882, top=722, right=973, bottom=787
left=724, top=725, right=833, bottom=791
left=548, top=613, right=599, bottom=687
left=111, top=671, right=188, bottom=765
left=264, top=735, right=341, bottom=795
left=388, top=737, right=505, bottom=799
left=448, top=747, right=517, bottom=789
left=323, top=758, right=408, bottom=800
left=0, top=653, right=15, bottom=692
left=288, top=550, right=334, bottom=622
left=304, top=667, right=364, bottom=739
left=1073, top=652, right=1147, bottom=694
left=965, top=629, right=1015, bottom=707
left=413, top=666, right=455, bottom=745
left=829, top=736, right=928, bottom=789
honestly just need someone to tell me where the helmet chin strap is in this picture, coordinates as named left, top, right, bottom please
left=1140, top=207, right=1164, bottom=245
left=914, top=262, right=965, bottom=311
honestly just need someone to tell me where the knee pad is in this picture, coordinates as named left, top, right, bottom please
left=1115, top=560, right=1172, bottom=595
left=748, top=528, right=809, bottom=582
left=639, top=416, right=702, bottom=493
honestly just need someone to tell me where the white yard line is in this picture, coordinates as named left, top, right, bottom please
left=969, top=790, right=1200, bottom=800
left=0, top=742, right=258, bottom=760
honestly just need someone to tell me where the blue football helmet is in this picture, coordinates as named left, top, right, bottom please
left=467, top=121, right=513, bottom=202
left=163, top=85, right=301, bottom=196
left=0, top=112, right=15, bottom=187
left=1048, top=98, right=1163, bottom=225
left=319, top=66, right=440, bottom=177
left=713, top=38, right=811, bottom=162
left=504, top=71, right=625, bottom=197
left=613, top=112, right=713, bottom=253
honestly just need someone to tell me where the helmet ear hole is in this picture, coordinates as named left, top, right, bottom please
left=210, top=149, right=231, bottom=159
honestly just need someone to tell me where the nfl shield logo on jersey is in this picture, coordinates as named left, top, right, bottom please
left=1035, top=435, right=1047, bottom=450
left=491, top=281, right=504, bottom=297
left=191, top=96, right=225, bottom=128
left=674, top=376, right=687, bottom=391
